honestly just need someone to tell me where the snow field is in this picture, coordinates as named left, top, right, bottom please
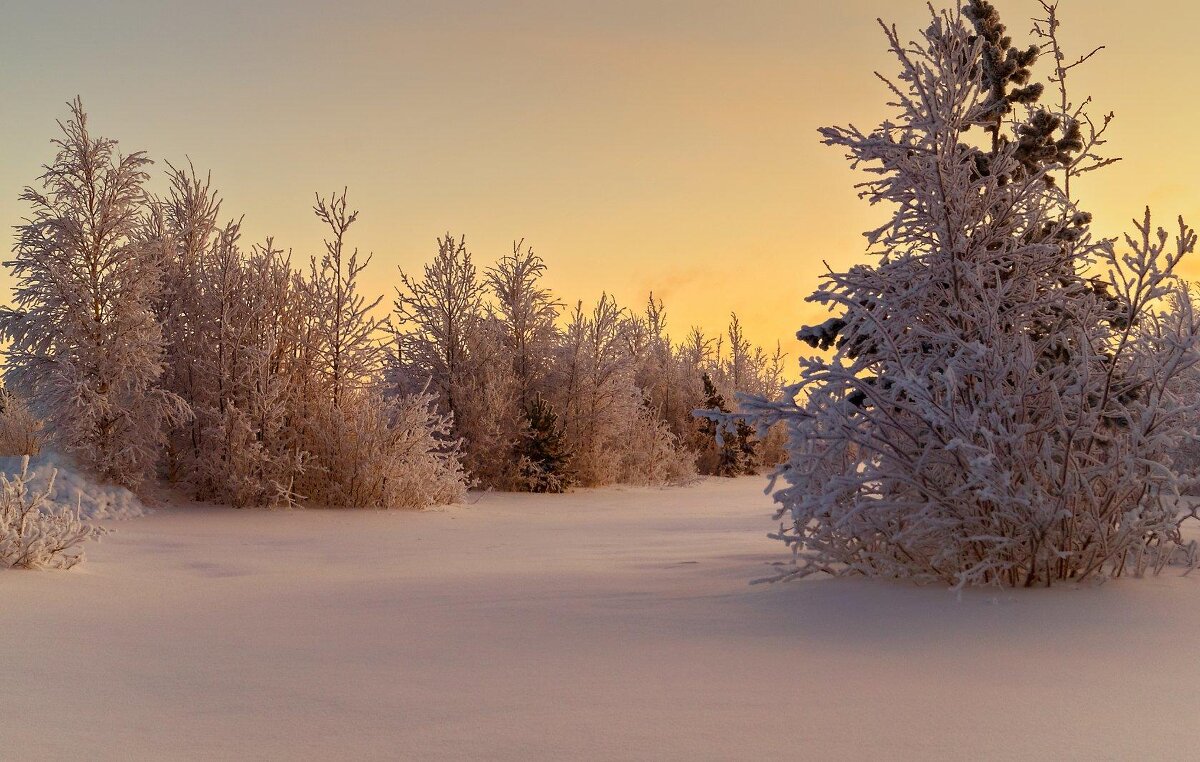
left=3, top=476, right=1197, bottom=760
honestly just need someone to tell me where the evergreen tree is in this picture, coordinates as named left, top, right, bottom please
left=517, top=394, right=573, bottom=493
left=698, top=373, right=755, bottom=477
left=746, top=3, right=1200, bottom=588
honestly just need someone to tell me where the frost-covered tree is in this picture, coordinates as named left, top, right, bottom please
left=741, top=2, right=1200, bottom=588
left=1, top=99, right=189, bottom=490
left=553, top=294, right=694, bottom=486
left=296, top=195, right=466, bottom=508
left=392, top=233, right=486, bottom=419
left=225, top=239, right=312, bottom=506
left=452, top=313, right=523, bottom=488
left=485, top=240, right=561, bottom=407
left=145, top=161, right=222, bottom=479
left=145, top=163, right=305, bottom=507
left=724, top=313, right=757, bottom=394
left=393, top=234, right=533, bottom=489
left=306, top=191, right=384, bottom=408
left=698, top=373, right=755, bottom=477
left=468, top=241, right=565, bottom=489
left=554, top=295, right=638, bottom=485
left=632, top=296, right=708, bottom=454
left=391, top=232, right=518, bottom=489
left=148, top=164, right=233, bottom=484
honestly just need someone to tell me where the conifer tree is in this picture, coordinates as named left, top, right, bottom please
left=745, top=2, right=1200, bottom=588
left=698, top=373, right=755, bottom=477
left=517, top=394, right=573, bottom=493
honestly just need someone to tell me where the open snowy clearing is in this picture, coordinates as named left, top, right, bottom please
left=4, top=477, right=1198, bottom=760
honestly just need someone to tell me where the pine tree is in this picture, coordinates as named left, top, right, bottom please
left=698, top=373, right=755, bottom=477
left=517, top=394, right=573, bottom=493
left=745, top=2, right=1200, bottom=588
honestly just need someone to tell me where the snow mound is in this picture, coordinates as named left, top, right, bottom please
left=0, top=454, right=147, bottom=520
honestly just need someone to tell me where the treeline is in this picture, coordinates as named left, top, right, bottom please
left=0, top=100, right=787, bottom=508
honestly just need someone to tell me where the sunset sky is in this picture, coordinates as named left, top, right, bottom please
left=3, top=0, right=1198, bottom=351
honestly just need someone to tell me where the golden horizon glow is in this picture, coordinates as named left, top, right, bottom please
left=3, top=1, right=1199, bottom=352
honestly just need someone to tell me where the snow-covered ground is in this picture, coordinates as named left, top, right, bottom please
left=0, top=454, right=147, bottom=520
left=4, top=476, right=1198, bottom=760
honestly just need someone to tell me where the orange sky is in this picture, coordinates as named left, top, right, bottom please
left=3, top=1, right=1199, bottom=352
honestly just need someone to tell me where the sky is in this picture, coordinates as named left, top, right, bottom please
left=3, top=1, right=1199, bottom=351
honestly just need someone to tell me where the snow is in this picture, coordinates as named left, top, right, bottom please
left=3, top=476, right=1198, bottom=759
left=0, top=454, right=147, bottom=520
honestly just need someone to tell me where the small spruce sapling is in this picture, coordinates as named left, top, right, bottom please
left=518, top=394, right=573, bottom=493
left=698, top=373, right=757, bottom=477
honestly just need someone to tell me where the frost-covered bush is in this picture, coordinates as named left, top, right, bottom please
left=0, top=456, right=100, bottom=570
left=553, top=295, right=692, bottom=487
left=144, top=182, right=468, bottom=509
left=743, top=1, right=1200, bottom=588
left=291, top=195, right=468, bottom=509
left=296, top=388, right=467, bottom=509
left=0, top=392, right=43, bottom=457
left=616, top=407, right=697, bottom=487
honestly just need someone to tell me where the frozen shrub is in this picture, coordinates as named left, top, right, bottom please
left=297, top=388, right=468, bottom=509
left=616, top=406, right=697, bottom=487
left=0, top=456, right=100, bottom=570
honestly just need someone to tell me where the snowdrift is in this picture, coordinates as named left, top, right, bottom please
left=0, top=454, right=146, bottom=520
